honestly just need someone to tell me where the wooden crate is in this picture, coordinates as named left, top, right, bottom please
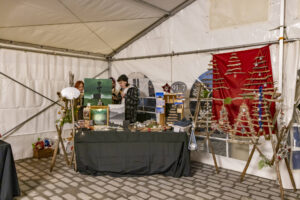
left=33, top=148, right=54, bottom=159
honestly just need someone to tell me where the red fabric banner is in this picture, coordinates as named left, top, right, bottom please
left=212, top=45, right=275, bottom=135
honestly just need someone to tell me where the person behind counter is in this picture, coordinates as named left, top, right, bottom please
left=117, top=74, right=139, bottom=123
left=74, top=80, right=84, bottom=120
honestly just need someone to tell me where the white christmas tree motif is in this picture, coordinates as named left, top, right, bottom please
left=225, top=53, right=245, bottom=78
left=216, top=104, right=232, bottom=133
left=231, top=103, right=257, bottom=144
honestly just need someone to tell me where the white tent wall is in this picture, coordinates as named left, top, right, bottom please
left=0, top=49, right=108, bottom=160
left=111, top=0, right=300, bottom=188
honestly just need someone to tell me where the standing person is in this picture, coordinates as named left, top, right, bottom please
left=117, top=74, right=139, bottom=123
left=74, top=80, right=84, bottom=120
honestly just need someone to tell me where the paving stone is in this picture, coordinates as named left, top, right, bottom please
left=136, top=186, right=149, bottom=193
left=137, top=192, right=150, bottom=199
left=62, top=194, right=77, bottom=200
left=107, top=192, right=119, bottom=198
left=149, top=191, right=168, bottom=199
left=196, top=192, right=214, bottom=199
left=160, top=190, right=176, bottom=197
left=249, top=190, right=270, bottom=198
left=92, top=193, right=103, bottom=199
left=208, top=191, right=221, bottom=197
left=223, top=192, right=241, bottom=199
left=121, top=186, right=137, bottom=194
left=79, top=186, right=94, bottom=194
left=173, top=189, right=185, bottom=195
left=77, top=193, right=92, bottom=200
left=104, top=184, right=118, bottom=192
left=49, top=196, right=63, bottom=200
left=251, top=195, right=270, bottom=200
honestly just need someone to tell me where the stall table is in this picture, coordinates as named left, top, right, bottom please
left=0, top=140, right=20, bottom=200
left=75, top=130, right=191, bottom=177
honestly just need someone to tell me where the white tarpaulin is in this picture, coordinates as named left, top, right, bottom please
left=0, top=49, right=107, bottom=159
left=1, top=0, right=300, bottom=188
left=0, top=0, right=187, bottom=55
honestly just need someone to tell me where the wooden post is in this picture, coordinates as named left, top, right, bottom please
left=50, top=124, right=69, bottom=172
left=275, top=160, right=285, bottom=200
left=70, top=99, right=77, bottom=171
left=240, top=145, right=256, bottom=182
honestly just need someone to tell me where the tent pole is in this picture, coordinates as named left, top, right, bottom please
left=113, top=38, right=299, bottom=61
left=0, top=39, right=106, bottom=59
left=107, top=58, right=112, bottom=78
left=278, top=0, right=286, bottom=93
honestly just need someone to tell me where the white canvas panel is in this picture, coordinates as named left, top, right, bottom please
left=0, top=0, right=77, bottom=27
left=87, top=18, right=158, bottom=49
left=111, top=57, right=171, bottom=92
left=209, top=0, right=269, bottom=30
left=171, top=53, right=212, bottom=89
left=61, top=0, right=163, bottom=22
left=115, top=0, right=280, bottom=58
left=0, top=23, right=112, bottom=54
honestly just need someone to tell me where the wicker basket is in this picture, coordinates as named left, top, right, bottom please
left=33, top=148, right=54, bottom=159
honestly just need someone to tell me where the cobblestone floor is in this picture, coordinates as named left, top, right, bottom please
left=15, top=155, right=300, bottom=200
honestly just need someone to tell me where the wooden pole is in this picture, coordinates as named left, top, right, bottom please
left=240, top=145, right=256, bottom=182
left=70, top=99, right=77, bottom=171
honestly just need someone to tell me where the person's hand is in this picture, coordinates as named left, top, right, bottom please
left=121, top=92, right=126, bottom=98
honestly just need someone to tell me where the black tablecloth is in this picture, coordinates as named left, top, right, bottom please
left=0, top=140, right=20, bottom=200
left=75, top=130, right=191, bottom=177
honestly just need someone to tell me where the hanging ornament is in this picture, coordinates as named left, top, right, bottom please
left=162, top=83, right=171, bottom=93
left=188, top=123, right=198, bottom=151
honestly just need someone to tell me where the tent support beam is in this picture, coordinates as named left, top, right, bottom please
left=0, top=39, right=106, bottom=60
left=1, top=66, right=109, bottom=140
left=107, top=0, right=196, bottom=58
left=132, top=0, right=170, bottom=14
left=278, top=0, right=286, bottom=93
left=0, top=71, right=62, bottom=106
left=112, top=38, right=300, bottom=61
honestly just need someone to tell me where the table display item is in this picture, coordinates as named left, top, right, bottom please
left=84, top=78, right=112, bottom=106
left=162, top=83, right=171, bottom=93
left=108, top=104, right=125, bottom=126
left=83, top=103, right=91, bottom=120
left=32, top=138, right=54, bottom=159
left=90, top=106, right=109, bottom=126
left=171, top=81, right=187, bottom=93
left=128, top=120, right=171, bottom=132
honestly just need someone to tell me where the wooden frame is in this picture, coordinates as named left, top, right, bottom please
left=90, top=106, right=109, bottom=126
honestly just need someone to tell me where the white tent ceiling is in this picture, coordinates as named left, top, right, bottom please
left=0, top=0, right=193, bottom=58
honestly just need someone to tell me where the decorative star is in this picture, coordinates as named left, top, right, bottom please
left=162, top=83, right=171, bottom=93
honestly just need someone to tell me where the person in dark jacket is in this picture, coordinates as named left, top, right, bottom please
left=117, top=74, right=139, bottom=123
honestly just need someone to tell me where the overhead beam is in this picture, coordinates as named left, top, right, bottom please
left=107, top=0, right=196, bottom=58
left=132, top=0, right=170, bottom=14
left=0, top=39, right=106, bottom=61
left=112, top=38, right=300, bottom=61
